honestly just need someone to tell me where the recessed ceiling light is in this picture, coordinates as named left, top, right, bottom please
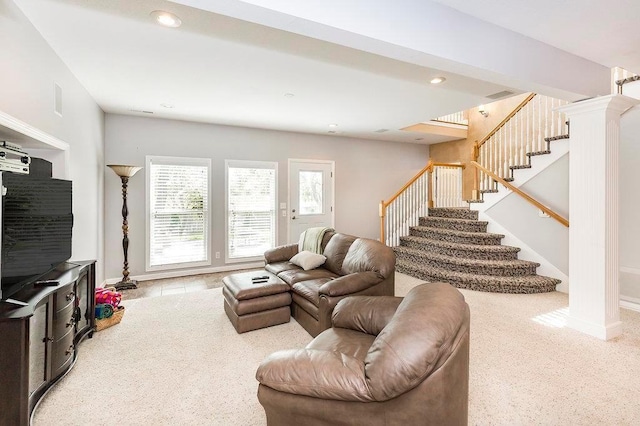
left=284, top=93, right=295, bottom=98
left=430, top=77, right=446, bottom=84
left=328, top=123, right=338, bottom=128
left=150, top=10, right=182, bottom=28
left=160, top=103, right=174, bottom=109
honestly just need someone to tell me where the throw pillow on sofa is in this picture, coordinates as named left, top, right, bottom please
left=290, top=251, right=327, bottom=271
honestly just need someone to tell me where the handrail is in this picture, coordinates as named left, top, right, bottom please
left=381, top=160, right=432, bottom=209
left=470, top=161, right=569, bottom=227
left=477, top=93, right=536, bottom=149
left=380, top=161, right=464, bottom=209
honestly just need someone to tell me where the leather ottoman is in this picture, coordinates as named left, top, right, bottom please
left=223, top=271, right=291, bottom=333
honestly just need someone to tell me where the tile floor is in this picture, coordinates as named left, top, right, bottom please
left=118, top=268, right=261, bottom=300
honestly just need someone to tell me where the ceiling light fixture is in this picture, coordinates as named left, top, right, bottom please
left=160, top=103, right=174, bottom=109
left=150, top=10, right=182, bottom=28
left=478, top=105, right=489, bottom=117
left=284, top=93, right=295, bottom=98
left=430, top=77, right=446, bottom=84
left=328, top=123, right=338, bottom=128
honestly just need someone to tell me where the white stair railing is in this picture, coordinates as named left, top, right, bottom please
left=379, top=162, right=465, bottom=246
left=473, top=93, right=569, bottom=196
left=432, top=165, right=466, bottom=208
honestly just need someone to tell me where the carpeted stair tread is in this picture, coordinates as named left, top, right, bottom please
left=410, top=226, right=504, bottom=245
left=399, top=235, right=521, bottom=260
left=509, top=164, right=531, bottom=170
left=427, top=207, right=477, bottom=220
left=544, top=134, right=569, bottom=142
left=394, top=246, right=538, bottom=276
left=396, top=260, right=560, bottom=294
left=466, top=199, right=485, bottom=204
left=527, top=150, right=551, bottom=157
left=419, top=216, right=488, bottom=233
left=480, top=189, right=498, bottom=194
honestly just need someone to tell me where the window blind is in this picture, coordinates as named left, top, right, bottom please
left=227, top=164, right=276, bottom=259
left=149, top=161, right=209, bottom=267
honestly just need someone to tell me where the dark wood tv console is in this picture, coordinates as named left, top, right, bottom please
left=0, top=260, right=96, bottom=425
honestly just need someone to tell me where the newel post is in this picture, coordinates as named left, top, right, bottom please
left=557, top=95, right=639, bottom=340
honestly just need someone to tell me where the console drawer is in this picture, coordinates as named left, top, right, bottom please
left=54, top=284, right=75, bottom=312
left=53, top=303, right=77, bottom=338
left=51, top=329, right=75, bottom=379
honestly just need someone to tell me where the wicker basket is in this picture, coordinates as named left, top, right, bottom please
left=95, top=306, right=125, bottom=331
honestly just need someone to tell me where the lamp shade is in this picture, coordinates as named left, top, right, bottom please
left=108, top=164, right=142, bottom=178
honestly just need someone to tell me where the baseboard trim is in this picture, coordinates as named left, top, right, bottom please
left=620, top=266, right=640, bottom=275
left=104, top=262, right=264, bottom=285
left=620, top=296, right=640, bottom=312
left=568, top=316, right=622, bottom=340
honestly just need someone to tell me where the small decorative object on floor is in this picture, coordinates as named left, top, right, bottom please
left=108, top=164, right=143, bottom=291
left=95, top=287, right=125, bottom=331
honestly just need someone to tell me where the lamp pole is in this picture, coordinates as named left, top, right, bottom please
left=108, top=165, right=142, bottom=291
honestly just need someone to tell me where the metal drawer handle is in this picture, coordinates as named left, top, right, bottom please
left=66, top=317, right=76, bottom=328
left=66, top=291, right=75, bottom=301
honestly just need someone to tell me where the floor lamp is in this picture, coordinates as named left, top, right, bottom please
left=108, top=164, right=142, bottom=291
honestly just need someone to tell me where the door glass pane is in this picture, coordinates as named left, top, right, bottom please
left=299, top=171, right=323, bottom=215
left=29, top=303, right=48, bottom=395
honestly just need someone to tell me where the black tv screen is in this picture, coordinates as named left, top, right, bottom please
left=0, top=173, right=73, bottom=300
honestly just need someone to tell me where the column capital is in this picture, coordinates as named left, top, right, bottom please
left=555, top=94, right=639, bottom=116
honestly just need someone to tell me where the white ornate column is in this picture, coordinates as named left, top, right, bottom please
left=558, top=95, right=638, bottom=340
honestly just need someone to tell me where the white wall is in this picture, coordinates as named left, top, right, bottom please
left=0, top=0, right=105, bottom=280
left=620, top=106, right=640, bottom=301
left=104, top=114, right=428, bottom=280
left=485, top=154, right=569, bottom=275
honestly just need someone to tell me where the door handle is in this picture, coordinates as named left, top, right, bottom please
left=292, top=216, right=297, bottom=220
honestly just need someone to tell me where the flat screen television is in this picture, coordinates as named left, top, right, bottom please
left=0, top=172, right=73, bottom=301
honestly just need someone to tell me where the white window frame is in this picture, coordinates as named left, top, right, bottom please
left=145, top=155, right=212, bottom=272
left=225, top=159, right=278, bottom=264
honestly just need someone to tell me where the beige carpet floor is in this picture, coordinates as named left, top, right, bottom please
left=33, top=273, right=640, bottom=425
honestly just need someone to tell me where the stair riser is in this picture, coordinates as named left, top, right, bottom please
left=419, top=217, right=487, bottom=233
left=396, top=263, right=557, bottom=294
left=395, top=250, right=536, bottom=276
left=427, top=208, right=478, bottom=220
left=399, top=239, right=519, bottom=260
left=410, top=228, right=502, bottom=246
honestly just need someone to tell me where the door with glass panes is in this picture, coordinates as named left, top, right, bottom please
left=288, top=160, right=334, bottom=243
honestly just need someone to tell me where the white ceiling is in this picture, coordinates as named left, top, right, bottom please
left=432, top=0, right=640, bottom=73
left=13, top=0, right=636, bottom=144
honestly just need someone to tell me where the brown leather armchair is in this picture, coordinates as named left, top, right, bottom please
left=256, top=283, right=470, bottom=426
left=264, top=232, right=395, bottom=337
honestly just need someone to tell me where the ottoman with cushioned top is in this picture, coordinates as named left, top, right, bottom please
left=223, top=271, right=291, bottom=333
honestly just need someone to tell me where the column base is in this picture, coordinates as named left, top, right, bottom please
left=114, top=279, right=138, bottom=291
left=568, top=316, right=622, bottom=341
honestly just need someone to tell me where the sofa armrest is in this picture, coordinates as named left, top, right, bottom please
left=318, top=271, right=380, bottom=297
left=332, top=296, right=403, bottom=335
left=264, top=244, right=299, bottom=264
left=256, top=349, right=374, bottom=402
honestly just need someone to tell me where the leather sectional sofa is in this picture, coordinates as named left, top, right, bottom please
left=256, top=282, right=471, bottom=425
left=264, top=231, right=395, bottom=337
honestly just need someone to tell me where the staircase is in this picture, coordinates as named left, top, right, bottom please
left=394, top=207, right=561, bottom=293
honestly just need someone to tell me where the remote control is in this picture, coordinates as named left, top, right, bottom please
left=34, top=280, right=59, bottom=287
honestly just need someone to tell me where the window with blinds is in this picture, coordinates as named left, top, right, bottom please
left=226, top=160, right=277, bottom=261
left=146, top=156, right=211, bottom=270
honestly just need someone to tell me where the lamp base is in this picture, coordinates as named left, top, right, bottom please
left=114, top=279, right=138, bottom=291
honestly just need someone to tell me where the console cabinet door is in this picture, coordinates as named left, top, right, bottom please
left=75, top=270, right=89, bottom=334
left=28, top=299, right=50, bottom=397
